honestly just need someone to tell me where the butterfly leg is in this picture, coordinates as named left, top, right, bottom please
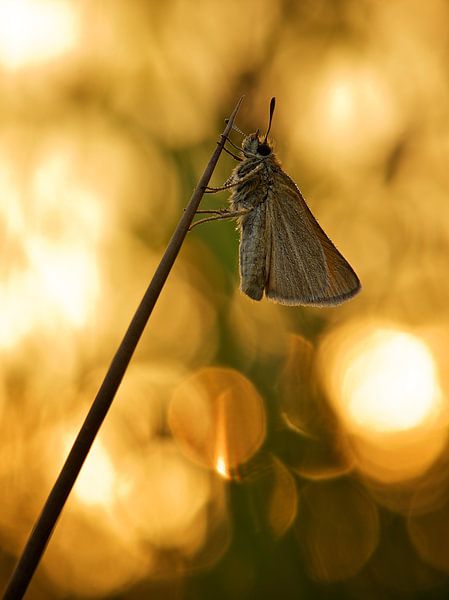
left=203, top=181, right=237, bottom=193
left=195, top=209, right=228, bottom=214
left=204, top=163, right=263, bottom=192
left=222, top=146, right=242, bottom=161
left=216, top=136, right=243, bottom=161
left=189, top=208, right=252, bottom=231
left=220, top=135, right=243, bottom=153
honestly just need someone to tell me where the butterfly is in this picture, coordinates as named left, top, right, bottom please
left=194, top=98, right=361, bottom=306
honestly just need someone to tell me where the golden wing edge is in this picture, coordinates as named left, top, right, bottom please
left=265, top=275, right=361, bottom=307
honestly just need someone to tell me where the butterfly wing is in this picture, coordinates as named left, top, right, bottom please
left=265, top=171, right=360, bottom=306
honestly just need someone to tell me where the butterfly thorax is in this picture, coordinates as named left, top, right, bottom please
left=229, top=133, right=281, bottom=212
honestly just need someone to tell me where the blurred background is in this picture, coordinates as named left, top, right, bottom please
left=1, top=0, right=449, bottom=598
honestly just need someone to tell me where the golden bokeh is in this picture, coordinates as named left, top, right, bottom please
left=39, top=425, right=230, bottom=595
left=278, top=334, right=354, bottom=481
left=228, top=290, right=291, bottom=365
left=295, top=479, right=379, bottom=582
left=318, top=321, right=449, bottom=483
left=244, top=455, right=298, bottom=538
left=2, top=0, right=449, bottom=597
left=0, top=0, right=80, bottom=71
left=409, top=498, right=449, bottom=575
left=168, top=367, right=266, bottom=477
left=288, top=49, right=402, bottom=169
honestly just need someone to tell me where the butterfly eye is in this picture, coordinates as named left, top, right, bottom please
left=257, top=143, right=271, bottom=156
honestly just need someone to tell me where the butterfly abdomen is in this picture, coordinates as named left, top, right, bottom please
left=229, top=158, right=276, bottom=301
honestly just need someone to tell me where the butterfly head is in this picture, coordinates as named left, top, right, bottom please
left=241, top=132, right=273, bottom=157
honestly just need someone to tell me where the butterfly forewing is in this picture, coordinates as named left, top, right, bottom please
left=265, top=171, right=360, bottom=306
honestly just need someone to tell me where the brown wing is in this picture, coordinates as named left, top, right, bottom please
left=265, top=172, right=361, bottom=306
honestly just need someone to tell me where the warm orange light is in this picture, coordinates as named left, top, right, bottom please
left=73, top=440, right=116, bottom=507
left=169, top=368, right=266, bottom=475
left=0, top=0, right=80, bottom=70
left=0, top=147, right=103, bottom=348
left=289, top=52, right=400, bottom=167
left=0, top=238, right=99, bottom=349
left=318, top=322, right=448, bottom=482
left=341, top=329, right=441, bottom=434
left=322, top=62, right=397, bottom=150
left=318, top=64, right=394, bottom=140
left=119, top=441, right=213, bottom=551
left=215, top=455, right=229, bottom=479
left=27, top=237, right=100, bottom=327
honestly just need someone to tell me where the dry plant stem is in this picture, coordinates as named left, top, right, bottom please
left=1, top=95, right=244, bottom=600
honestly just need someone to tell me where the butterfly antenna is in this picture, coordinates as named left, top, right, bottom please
left=263, top=97, right=276, bottom=143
